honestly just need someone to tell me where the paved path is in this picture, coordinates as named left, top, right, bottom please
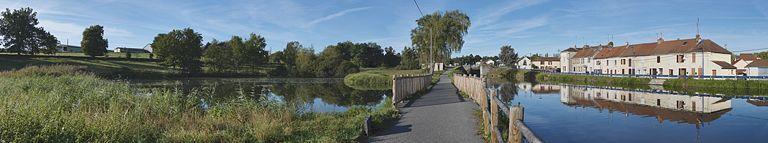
left=368, top=73, right=483, bottom=143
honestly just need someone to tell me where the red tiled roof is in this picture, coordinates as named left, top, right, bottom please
left=736, top=54, right=760, bottom=62
left=572, top=38, right=732, bottom=59
left=745, top=60, right=768, bottom=68
left=532, top=57, right=560, bottom=62
left=712, top=61, right=737, bottom=69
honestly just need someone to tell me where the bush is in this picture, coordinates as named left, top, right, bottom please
left=344, top=72, right=392, bottom=90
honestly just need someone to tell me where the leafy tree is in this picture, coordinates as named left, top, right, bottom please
left=282, top=41, right=301, bottom=65
left=499, top=45, right=518, bottom=67
left=411, top=10, right=470, bottom=69
left=202, top=39, right=236, bottom=72
left=38, top=29, right=58, bottom=55
left=0, top=8, right=57, bottom=55
left=315, top=45, right=359, bottom=77
left=241, top=33, right=268, bottom=68
left=228, top=36, right=245, bottom=67
left=151, top=28, right=203, bottom=72
left=756, top=51, right=768, bottom=60
left=81, top=25, right=108, bottom=57
left=397, top=47, right=420, bottom=70
left=295, top=47, right=316, bottom=77
left=381, top=46, right=400, bottom=68
left=350, top=42, right=384, bottom=68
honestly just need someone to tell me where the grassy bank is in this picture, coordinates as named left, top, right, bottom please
left=664, top=79, right=768, bottom=95
left=0, top=56, right=277, bottom=79
left=0, top=65, right=397, bottom=142
left=534, top=73, right=651, bottom=88
left=343, top=69, right=425, bottom=90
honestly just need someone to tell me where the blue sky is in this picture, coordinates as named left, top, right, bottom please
left=2, top=0, right=767, bottom=57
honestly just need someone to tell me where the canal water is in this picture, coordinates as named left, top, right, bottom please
left=495, top=82, right=768, bottom=143
left=130, top=78, right=389, bottom=113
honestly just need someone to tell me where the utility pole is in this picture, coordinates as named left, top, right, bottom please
left=413, top=0, right=434, bottom=74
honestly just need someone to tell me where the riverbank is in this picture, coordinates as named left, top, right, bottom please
left=0, top=65, right=398, bottom=142
left=343, top=69, right=436, bottom=90
left=528, top=71, right=768, bottom=96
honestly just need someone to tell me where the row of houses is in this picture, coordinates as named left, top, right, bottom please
left=518, top=34, right=768, bottom=76
left=56, top=44, right=151, bottom=53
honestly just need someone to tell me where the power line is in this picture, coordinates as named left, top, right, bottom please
left=412, top=0, right=424, bottom=16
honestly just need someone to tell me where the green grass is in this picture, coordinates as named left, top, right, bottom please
left=343, top=69, right=427, bottom=90
left=1, top=52, right=153, bottom=59
left=664, top=78, right=768, bottom=96
left=0, top=65, right=398, bottom=142
left=0, top=56, right=173, bottom=79
left=535, top=73, right=651, bottom=89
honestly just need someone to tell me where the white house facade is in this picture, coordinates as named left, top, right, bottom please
left=560, top=35, right=736, bottom=77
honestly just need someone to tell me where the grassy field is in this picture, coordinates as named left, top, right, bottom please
left=0, top=56, right=173, bottom=79
left=1, top=52, right=153, bottom=59
left=0, top=65, right=398, bottom=142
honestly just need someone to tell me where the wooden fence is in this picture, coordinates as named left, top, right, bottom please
left=391, top=74, right=433, bottom=105
left=453, top=74, right=543, bottom=143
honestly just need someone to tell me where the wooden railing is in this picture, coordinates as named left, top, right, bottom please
left=453, top=74, right=543, bottom=143
left=391, top=74, right=433, bottom=105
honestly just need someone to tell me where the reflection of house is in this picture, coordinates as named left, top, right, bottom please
left=115, top=47, right=150, bottom=53
left=559, top=85, right=732, bottom=124
left=57, top=44, right=81, bottom=53
left=747, top=99, right=768, bottom=107
left=516, top=83, right=561, bottom=94
left=560, top=35, right=736, bottom=76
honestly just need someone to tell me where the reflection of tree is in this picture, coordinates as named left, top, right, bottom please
left=496, top=83, right=517, bottom=103
left=271, top=83, right=385, bottom=107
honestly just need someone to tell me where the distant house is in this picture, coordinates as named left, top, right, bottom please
left=517, top=57, right=532, bottom=69
left=733, top=53, right=761, bottom=75
left=745, top=60, right=768, bottom=76
left=57, top=44, right=82, bottom=53
left=114, top=47, right=150, bottom=53
left=531, top=56, right=560, bottom=71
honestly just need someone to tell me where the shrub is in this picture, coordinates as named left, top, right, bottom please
left=344, top=72, right=391, bottom=90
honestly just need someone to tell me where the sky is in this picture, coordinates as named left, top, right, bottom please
left=2, top=0, right=768, bottom=57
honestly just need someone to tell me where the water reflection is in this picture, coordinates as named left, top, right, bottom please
left=559, top=85, right=732, bottom=125
left=131, top=78, right=388, bottom=112
left=498, top=82, right=768, bottom=143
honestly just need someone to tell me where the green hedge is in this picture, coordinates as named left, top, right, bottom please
left=535, top=73, right=651, bottom=88
left=664, top=78, right=768, bottom=95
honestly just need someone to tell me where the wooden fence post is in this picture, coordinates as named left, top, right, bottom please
left=509, top=105, right=524, bottom=143
left=490, top=90, right=499, bottom=143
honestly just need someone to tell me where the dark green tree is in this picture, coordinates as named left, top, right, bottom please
left=0, top=8, right=57, bottom=55
left=351, top=42, right=384, bottom=68
left=381, top=46, right=400, bottom=68
left=282, top=41, right=301, bottom=65
left=499, top=45, right=518, bottom=67
left=411, top=10, right=470, bottom=70
left=241, top=33, right=268, bottom=69
left=37, top=28, right=58, bottom=55
left=202, top=39, right=235, bottom=72
left=151, top=28, right=203, bottom=72
left=81, top=25, right=108, bottom=57
left=397, top=47, right=420, bottom=70
left=269, top=51, right=284, bottom=64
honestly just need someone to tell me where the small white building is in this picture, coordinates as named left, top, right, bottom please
left=517, top=57, right=532, bottom=69
left=733, top=53, right=761, bottom=75
left=745, top=60, right=768, bottom=76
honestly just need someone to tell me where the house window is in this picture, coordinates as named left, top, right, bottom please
left=596, top=61, right=601, bottom=65
left=657, top=56, right=661, bottom=63
left=628, top=59, right=632, bottom=66
left=548, top=61, right=552, bottom=65
left=621, top=59, right=626, bottom=65
left=676, top=55, right=685, bottom=63
left=692, top=53, right=696, bottom=63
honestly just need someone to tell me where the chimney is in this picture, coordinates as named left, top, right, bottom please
left=657, top=33, right=664, bottom=44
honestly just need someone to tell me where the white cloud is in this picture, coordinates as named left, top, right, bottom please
left=303, top=7, right=372, bottom=28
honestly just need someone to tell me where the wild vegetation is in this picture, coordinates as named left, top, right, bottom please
left=0, top=65, right=398, bottom=142
left=664, top=78, right=768, bottom=96
left=0, top=8, right=58, bottom=55
left=533, top=72, right=652, bottom=88
left=344, top=69, right=426, bottom=90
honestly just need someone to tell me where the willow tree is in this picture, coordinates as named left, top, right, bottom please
left=410, top=10, right=470, bottom=70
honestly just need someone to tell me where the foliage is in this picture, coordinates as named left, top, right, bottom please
left=151, top=28, right=203, bottom=73
left=755, top=51, right=768, bottom=60
left=451, top=54, right=483, bottom=65
left=0, top=8, right=58, bottom=55
left=381, top=47, right=400, bottom=68
left=350, top=42, right=384, bottom=68
left=410, top=10, right=470, bottom=65
left=239, top=33, right=268, bottom=68
left=664, top=78, right=768, bottom=96
left=81, top=25, right=108, bottom=57
left=535, top=73, right=651, bottom=89
left=202, top=39, right=236, bottom=72
left=397, top=47, right=420, bottom=70
left=0, top=65, right=399, bottom=142
left=314, top=44, right=359, bottom=77
left=344, top=72, right=392, bottom=90
left=499, top=45, right=518, bottom=67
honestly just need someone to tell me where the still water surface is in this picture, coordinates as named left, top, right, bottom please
left=131, top=78, right=389, bottom=113
left=497, top=82, right=768, bottom=143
